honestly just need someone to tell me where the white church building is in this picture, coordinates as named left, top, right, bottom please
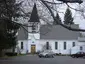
left=17, top=4, right=85, bottom=55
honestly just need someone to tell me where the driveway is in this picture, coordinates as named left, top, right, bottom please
left=0, top=55, right=85, bottom=64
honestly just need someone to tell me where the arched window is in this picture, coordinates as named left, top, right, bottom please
left=64, top=42, right=66, bottom=50
left=55, top=42, right=58, bottom=50
left=21, top=42, right=23, bottom=49
left=80, top=46, right=83, bottom=50
left=73, top=42, right=75, bottom=47
left=46, top=42, right=49, bottom=50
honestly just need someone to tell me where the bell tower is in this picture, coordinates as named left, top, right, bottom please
left=28, top=3, right=40, bottom=40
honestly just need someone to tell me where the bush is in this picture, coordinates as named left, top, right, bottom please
left=36, top=51, right=41, bottom=54
left=55, top=53, right=59, bottom=55
left=55, top=53, right=61, bottom=56
left=5, top=52, right=17, bottom=56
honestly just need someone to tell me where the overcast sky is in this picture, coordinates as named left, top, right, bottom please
left=17, top=0, right=85, bottom=29
left=55, top=1, right=85, bottom=29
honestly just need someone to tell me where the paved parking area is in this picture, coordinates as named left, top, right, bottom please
left=0, top=55, right=85, bottom=64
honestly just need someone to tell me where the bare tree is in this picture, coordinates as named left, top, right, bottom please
left=20, top=0, right=85, bottom=31
left=4, top=0, right=85, bottom=34
left=39, top=0, right=85, bottom=32
left=41, top=44, right=52, bottom=51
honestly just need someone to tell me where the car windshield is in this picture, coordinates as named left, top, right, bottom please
left=77, top=52, right=84, bottom=54
left=42, top=50, right=53, bottom=53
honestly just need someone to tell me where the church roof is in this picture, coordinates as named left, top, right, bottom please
left=17, top=24, right=80, bottom=40
left=40, top=25, right=80, bottom=40
left=17, top=24, right=28, bottom=40
left=28, top=3, right=40, bottom=22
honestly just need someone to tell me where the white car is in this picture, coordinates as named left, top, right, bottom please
left=38, top=50, right=55, bottom=58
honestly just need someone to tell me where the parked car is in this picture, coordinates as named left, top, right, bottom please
left=70, top=51, right=85, bottom=58
left=38, top=50, right=55, bottom=58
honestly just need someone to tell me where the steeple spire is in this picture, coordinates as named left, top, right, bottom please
left=29, top=3, right=40, bottom=22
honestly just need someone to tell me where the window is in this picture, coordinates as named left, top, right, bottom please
left=73, top=42, right=75, bottom=47
left=46, top=42, right=49, bottom=50
left=32, top=41, right=34, bottom=43
left=64, top=42, right=66, bottom=50
left=32, top=26, right=36, bottom=30
left=21, top=42, right=23, bottom=49
left=80, top=46, right=83, bottom=50
left=32, top=25, right=36, bottom=33
left=55, top=42, right=58, bottom=49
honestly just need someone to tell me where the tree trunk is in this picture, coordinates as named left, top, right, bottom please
left=0, top=49, right=5, bottom=57
left=12, top=47, right=15, bottom=53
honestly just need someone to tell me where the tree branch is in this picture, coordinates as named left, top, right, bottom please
left=44, top=1, right=63, bottom=5
left=40, top=0, right=85, bottom=32
left=66, top=3, right=83, bottom=12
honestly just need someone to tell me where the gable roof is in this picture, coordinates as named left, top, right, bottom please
left=17, top=24, right=28, bottom=40
left=40, top=25, right=80, bottom=40
left=28, top=3, right=40, bottom=22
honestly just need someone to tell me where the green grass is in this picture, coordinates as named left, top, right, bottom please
left=0, top=54, right=28, bottom=58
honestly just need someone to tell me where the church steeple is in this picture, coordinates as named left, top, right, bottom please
left=29, top=3, right=40, bottom=22
left=28, top=3, right=40, bottom=33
